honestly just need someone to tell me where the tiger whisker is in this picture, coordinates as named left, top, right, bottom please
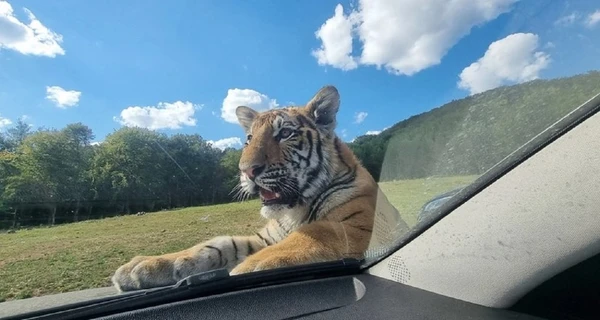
left=228, top=182, right=242, bottom=195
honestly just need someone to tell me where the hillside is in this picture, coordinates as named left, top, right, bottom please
left=349, top=71, right=600, bottom=181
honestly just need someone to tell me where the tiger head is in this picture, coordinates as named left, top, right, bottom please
left=235, top=85, right=341, bottom=218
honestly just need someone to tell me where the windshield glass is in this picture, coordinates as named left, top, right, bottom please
left=1, top=0, right=599, bottom=310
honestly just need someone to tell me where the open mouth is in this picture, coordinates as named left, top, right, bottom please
left=258, top=187, right=286, bottom=206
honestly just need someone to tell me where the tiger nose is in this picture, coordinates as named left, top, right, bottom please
left=243, top=165, right=266, bottom=179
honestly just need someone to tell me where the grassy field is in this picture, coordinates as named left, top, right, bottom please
left=0, top=175, right=476, bottom=302
left=379, top=175, right=478, bottom=227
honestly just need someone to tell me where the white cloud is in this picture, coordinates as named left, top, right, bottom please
left=311, top=4, right=358, bottom=71
left=0, top=1, right=64, bottom=57
left=0, top=114, right=12, bottom=129
left=115, top=101, right=201, bottom=130
left=458, top=33, right=550, bottom=95
left=221, top=88, right=278, bottom=124
left=90, top=141, right=103, bottom=146
left=362, top=125, right=390, bottom=136
left=312, top=0, right=517, bottom=75
left=208, top=137, right=242, bottom=150
left=45, top=86, right=81, bottom=108
left=585, top=10, right=600, bottom=28
left=554, top=12, right=578, bottom=26
left=354, top=111, right=368, bottom=124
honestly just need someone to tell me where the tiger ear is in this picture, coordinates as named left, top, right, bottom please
left=306, top=85, right=340, bottom=132
left=235, top=106, right=259, bottom=133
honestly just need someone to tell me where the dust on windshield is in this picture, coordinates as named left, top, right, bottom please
left=1, top=0, right=599, bottom=304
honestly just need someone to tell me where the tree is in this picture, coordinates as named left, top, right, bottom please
left=348, top=136, right=386, bottom=181
left=0, top=151, right=20, bottom=228
left=60, top=123, right=95, bottom=221
left=14, top=130, right=67, bottom=225
left=63, top=122, right=94, bottom=146
left=91, top=127, right=168, bottom=214
left=0, top=133, right=9, bottom=151
left=219, top=149, right=242, bottom=199
left=4, top=125, right=95, bottom=225
left=161, top=134, right=222, bottom=207
left=3, top=119, right=32, bottom=151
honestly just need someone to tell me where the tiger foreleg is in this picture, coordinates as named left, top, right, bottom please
left=112, top=235, right=265, bottom=292
left=230, top=221, right=370, bottom=275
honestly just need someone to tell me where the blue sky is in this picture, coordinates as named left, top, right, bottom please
left=0, top=0, right=599, bottom=149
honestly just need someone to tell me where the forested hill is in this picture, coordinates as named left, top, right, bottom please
left=349, top=71, right=600, bottom=181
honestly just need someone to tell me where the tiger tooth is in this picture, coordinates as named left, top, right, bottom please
left=275, top=193, right=281, bottom=198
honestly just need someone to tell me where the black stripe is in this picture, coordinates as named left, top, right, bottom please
left=334, top=137, right=352, bottom=173
left=332, top=166, right=357, bottom=186
left=295, top=131, right=313, bottom=168
left=309, top=184, right=349, bottom=219
left=336, top=169, right=357, bottom=185
left=275, top=219, right=288, bottom=236
left=355, top=226, right=373, bottom=233
left=309, top=171, right=357, bottom=218
left=265, top=227, right=277, bottom=244
left=305, top=130, right=314, bottom=165
left=289, top=157, right=301, bottom=169
left=297, top=114, right=316, bottom=130
left=231, top=237, right=239, bottom=261
left=255, top=232, right=271, bottom=246
left=308, top=185, right=354, bottom=222
left=308, top=172, right=356, bottom=219
left=315, top=130, right=323, bottom=163
left=294, top=152, right=309, bottom=165
left=300, top=131, right=323, bottom=195
left=307, top=211, right=318, bottom=223
left=296, top=114, right=305, bottom=126
left=340, top=210, right=362, bottom=222
left=204, top=245, right=223, bottom=267
left=296, top=136, right=304, bottom=150
left=326, top=193, right=370, bottom=216
left=247, top=241, right=255, bottom=256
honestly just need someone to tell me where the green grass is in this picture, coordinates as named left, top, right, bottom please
left=0, top=176, right=476, bottom=302
left=379, top=175, right=479, bottom=227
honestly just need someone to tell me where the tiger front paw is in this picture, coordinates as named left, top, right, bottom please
left=112, top=253, right=214, bottom=292
left=112, top=256, right=177, bottom=292
left=230, top=255, right=295, bottom=275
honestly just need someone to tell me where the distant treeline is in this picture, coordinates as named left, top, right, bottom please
left=0, top=124, right=243, bottom=229
left=1, top=70, right=599, bottom=229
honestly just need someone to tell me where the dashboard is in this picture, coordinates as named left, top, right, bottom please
left=96, top=274, right=544, bottom=320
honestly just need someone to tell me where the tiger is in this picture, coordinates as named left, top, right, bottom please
left=111, top=85, right=407, bottom=292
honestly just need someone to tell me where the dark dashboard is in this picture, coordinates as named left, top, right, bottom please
left=96, top=274, right=544, bottom=320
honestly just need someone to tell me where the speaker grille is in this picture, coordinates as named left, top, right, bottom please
left=388, top=256, right=411, bottom=283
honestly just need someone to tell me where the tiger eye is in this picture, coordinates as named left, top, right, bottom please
left=279, top=128, right=293, bottom=139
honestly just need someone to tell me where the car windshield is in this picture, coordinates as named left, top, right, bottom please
left=0, top=0, right=599, bottom=311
